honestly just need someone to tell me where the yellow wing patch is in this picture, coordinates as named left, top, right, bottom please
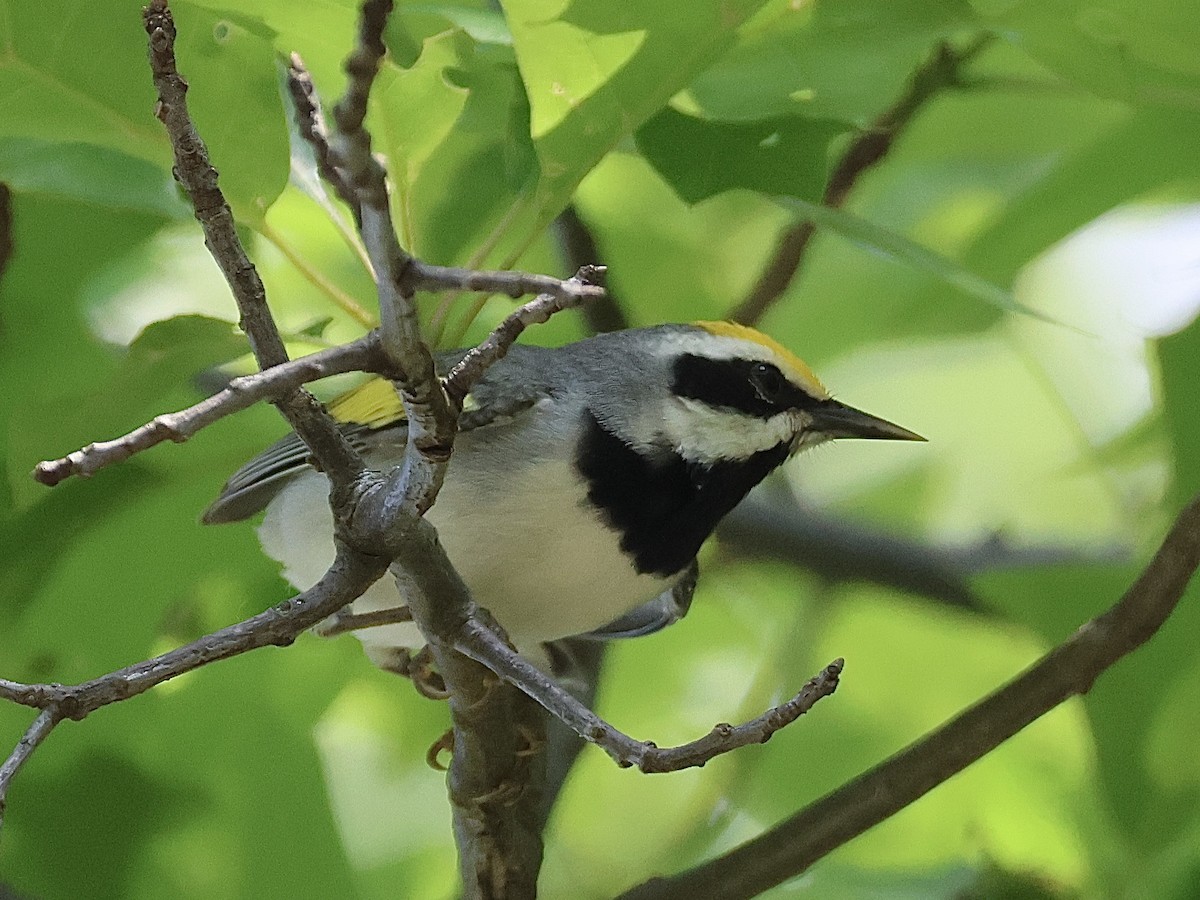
left=327, top=376, right=406, bottom=429
left=693, top=320, right=828, bottom=398
left=326, top=376, right=479, bottom=428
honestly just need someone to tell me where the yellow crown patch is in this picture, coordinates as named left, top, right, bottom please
left=693, top=321, right=828, bottom=398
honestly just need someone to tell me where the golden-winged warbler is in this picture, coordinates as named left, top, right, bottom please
left=204, top=321, right=923, bottom=670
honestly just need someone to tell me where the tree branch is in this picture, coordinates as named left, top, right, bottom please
left=620, top=493, right=1200, bottom=900
left=317, top=4, right=554, bottom=893
left=32, top=333, right=385, bottom=486
left=144, top=0, right=367, bottom=491
left=0, top=550, right=388, bottom=718
left=554, top=205, right=629, bottom=333
left=286, top=53, right=360, bottom=219
left=730, top=35, right=994, bottom=326
left=453, top=617, right=843, bottom=774
left=443, top=265, right=606, bottom=405
left=0, top=708, right=61, bottom=830
left=718, top=490, right=1126, bottom=611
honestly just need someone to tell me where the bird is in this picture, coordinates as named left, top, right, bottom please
left=203, top=321, right=923, bottom=674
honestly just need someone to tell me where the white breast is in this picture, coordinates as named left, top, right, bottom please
left=257, top=428, right=671, bottom=664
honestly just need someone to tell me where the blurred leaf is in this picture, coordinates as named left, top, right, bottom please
left=0, top=1, right=163, bottom=162
left=775, top=197, right=1043, bottom=318
left=636, top=107, right=845, bottom=204
left=0, top=140, right=190, bottom=218
left=685, top=0, right=979, bottom=123
left=972, top=0, right=1200, bottom=109
left=0, top=466, right=161, bottom=626
left=0, top=751, right=201, bottom=900
left=964, top=106, right=1200, bottom=286
left=407, top=5, right=512, bottom=45
left=169, top=3, right=290, bottom=222
left=117, top=315, right=246, bottom=402
left=1159, top=321, right=1200, bottom=505
left=0, top=1, right=289, bottom=222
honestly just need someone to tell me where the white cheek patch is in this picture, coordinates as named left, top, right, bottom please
left=657, top=398, right=801, bottom=463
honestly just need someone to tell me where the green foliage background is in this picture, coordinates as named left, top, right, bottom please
left=2, top=0, right=1200, bottom=897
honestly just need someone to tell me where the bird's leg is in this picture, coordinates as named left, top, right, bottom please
left=404, top=645, right=451, bottom=700
left=425, top=728, right=454, bottom=770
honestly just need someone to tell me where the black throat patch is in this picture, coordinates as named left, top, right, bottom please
left=576, top=412, right=790, bottom=577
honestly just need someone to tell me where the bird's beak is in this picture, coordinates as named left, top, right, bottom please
left=809, top=400, right=926, bottom=442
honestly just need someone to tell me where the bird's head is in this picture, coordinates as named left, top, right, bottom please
left=587, top=321, right=924, bottom=466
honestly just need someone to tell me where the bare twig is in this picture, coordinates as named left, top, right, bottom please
left=323, top=0, right=457, bottom=517
left=453, top=617, right=843, bottom=773
left=620, top=494, right=1200, bottom=900
left=443, top=265, right=606, bottom=405
left=411, top=260, right=607, bottom=304
left=144, top=0, right=366, bottom=491
left=32, top=333, right=385, bottom=487
left=554, top=205, right=629, bottom=333
left=319, top=4, right=554, bottom=893
left=314, top=604, right=413, bottom=637
left=286, top=53, right=360, bottom=217
left=0, top=551, right=387, bottom=719
left=731, top=35, right=994, bottom=326
left=0, top=708, right=62, bottom=829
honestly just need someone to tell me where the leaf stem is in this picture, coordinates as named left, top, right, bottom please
left=259, top=219, right=377, bottom=328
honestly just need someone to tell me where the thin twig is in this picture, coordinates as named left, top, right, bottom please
left=453, top=616, right=843, bottom=773
left=620, top=493, right=1200, bottom=900
left=286, top=53, right=360, bottom=217
left=0, top=551, right=387, bottom=719
left=0, top=549, right=387, bottom=825
left=411, top=260, right=608, bottom=304
left=33, top=334, right=384, bottom=487
left=323, top=0, right=457, bottom=517
left=731, top=35, right=994, bottom=325
left=320, top=4, right=553, bottom=894
left=0, top=707, right=62, bottom=828
left=554, top=205, right=629, bottom=333
left=443, top=265, right=606, bottom=405
left=314, top=605, right=413, bottom=637
left=143, top=0, right=366, bottom=491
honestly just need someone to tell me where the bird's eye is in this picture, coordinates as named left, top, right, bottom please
left=750, top=363, right=787, bottom=403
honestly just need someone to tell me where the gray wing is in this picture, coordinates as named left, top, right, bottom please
left=203, top=344, right=558, bottom=525
left=201, top=422, right=384, bottom=524
left=577, top=560, right=698, bottom=640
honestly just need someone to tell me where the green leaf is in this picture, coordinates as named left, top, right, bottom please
left=972, top=0, right=1200, bottom=109
left=963, top=106, right=1200, bottom=287
left=1160, top=321, right=1200, bottom=505
left=169, top=3, right=290, bottom=222
left=484, top=0, right=774, bottom=264
left=407, top=5, right=512, bottom=45
left=0, top=1, right=289, bottom=222
left=635, top=106, right=846, bottom=204
left=774, top=196, right=1048, bottom=319
left=0, top=139, right=190, bottom=218
left=373, top=29, right=535, bottom=263
left=0, top=1, right=163, bottom=161
left=685, top=0, right=979, bottom=123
